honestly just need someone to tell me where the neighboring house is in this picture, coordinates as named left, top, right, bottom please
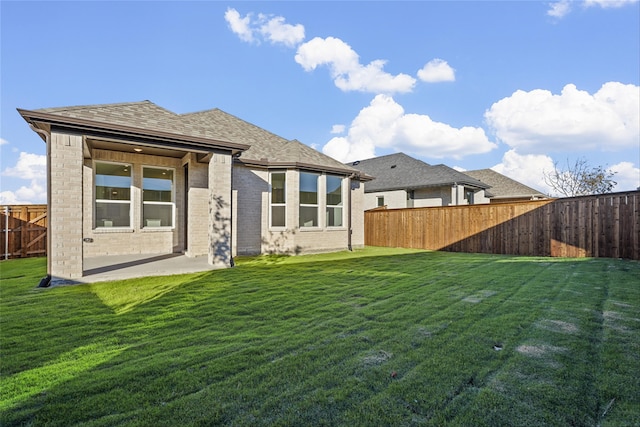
left=19, top=101, right=370, bottom=283
left=465, top=169, right=548, bottom=203
left=347, top=153, right=491, bottom=210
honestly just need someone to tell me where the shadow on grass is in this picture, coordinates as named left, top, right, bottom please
left=1, top=250, right=638, bottom=426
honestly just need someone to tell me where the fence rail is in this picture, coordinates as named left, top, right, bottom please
left=365, top=191, right=639, bottom=260
left=1, top=205, right=48, bottom=260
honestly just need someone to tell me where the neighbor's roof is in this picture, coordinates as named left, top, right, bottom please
left=465, top=169, right=547, bottom=199
left=347, top=152, right=489, bottom=193
left=18, top=101, right=363, bottom=176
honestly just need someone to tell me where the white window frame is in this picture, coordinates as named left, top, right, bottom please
left=142, top=166, right=175, bottom=229
left=94, top=161, right=132, bottom=229
left=270, top=171, right=287, bottom=229
left=325, top=174, right=345, bottom=228
left=299, top=171, right=319, bottom=228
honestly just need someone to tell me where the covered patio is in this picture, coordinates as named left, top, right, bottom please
left=79, top=253, right=215, bottom=284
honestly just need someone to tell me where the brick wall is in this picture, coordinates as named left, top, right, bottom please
left=185, top=154, right=209, bottom=257
left=233, top=166, right=268, bottom=255
left=82, top=149, right=184, bottom=258
left=208, top=152, right=233, bottom=267
left=49, top=131, right=84, bottom=279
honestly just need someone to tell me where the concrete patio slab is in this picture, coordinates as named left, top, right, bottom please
left=80, top=253, right=216, bottom=283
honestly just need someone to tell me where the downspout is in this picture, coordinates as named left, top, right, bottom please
left=452, top=182, right=459, bottom=206
left=30, top=124, right=52, bottom=287
left=229, top=153, right=239, bottom=267
left=347, top=173, right=357, bottom=251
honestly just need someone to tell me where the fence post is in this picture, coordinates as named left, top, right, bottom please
left=3, top=206, right=8, bottom=260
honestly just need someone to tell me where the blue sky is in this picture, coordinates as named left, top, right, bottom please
left=1, top=0, right=639, bottom=204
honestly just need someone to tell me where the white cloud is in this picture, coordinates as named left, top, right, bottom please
left=225, top=8, right=254, bottom=43
left=491, top=149, right=555, bottom=195
left=491, top=151, right=639, bottom=196
left=485, top=82, right=640, bottom=154
left=224, top=8, right=305, bottom=47
left=330, top=124, right=345, bottom=134
left=0, top=138, right=8, bottom=146
left=548, top=0, right=638, bottom=18
left=295, top=37, right=416, bottom=94
left=0, top=191, right=21, bottom=205
left=585, top=0, right=639, bottom=8
left=547, top=0, right=573, bottom=18
left=610, top=161, right=640, bottom=191
left=0, top=180, right=47, bottom=205
left=3, top=152, right=46, bottom=180
left=322, top=94, right=497, bottom=162
left=0, top=152, right=47, bottom=204
left=417, top=59, right=456, bottom=83
left=258, top=15, right=305, bottom=47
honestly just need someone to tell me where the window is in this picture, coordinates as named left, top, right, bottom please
left=465, top=189, right=475, bottom=205
left=270, top=172, right=286, bottom=227
left=406, top=190, right=415, bottom=208
left=326, top=175, right=343, bottom=227
left=143, top=167, right=174, bottom=227
left=377, top=196, right=385, bottom=207
left=95, top=162, right=131, bottom=227
left=299, top=172, right=318, bottom=227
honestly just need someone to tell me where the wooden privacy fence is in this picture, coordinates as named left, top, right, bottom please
left=365, top=191, right=640, bottom=260
left=1, top=205, right=48, bottom=259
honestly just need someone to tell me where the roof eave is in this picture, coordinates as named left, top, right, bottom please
left=236, top=158, right=374, bottom=180
left=17, top=108, right=250, bottom=154
left=491, top=194, right=548, bottom=199
left=366, top=181, right=489, bottom=193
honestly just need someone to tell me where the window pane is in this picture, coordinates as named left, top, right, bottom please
left=271, top=173, right=286, bottom=204
left=299, top=172, right=318, bottom=205
left=96, top=162, right=131, bottom=201
left=144, top=168, right=173, bottom=202
left=96, top=202, right=130, bottom=227
left=271, top=206, right=285, bottom=227
left=326, top=207, right=343, bottom=227
left=299, top=206, right=318, bottom=227
left=326, top=175, right=343, bottom=206
left=143, top=204, right=173, bottom=227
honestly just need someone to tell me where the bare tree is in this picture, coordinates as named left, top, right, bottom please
left=543, top=158, right=617, bottom=197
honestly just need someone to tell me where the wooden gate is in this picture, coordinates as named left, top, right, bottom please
left=1, top=205, right=48, bottom=259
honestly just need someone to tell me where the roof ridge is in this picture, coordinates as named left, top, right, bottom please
left=36, top=100, right=157, bottom=113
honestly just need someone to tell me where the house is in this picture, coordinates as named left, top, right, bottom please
left=464, top=169, right=548, bottom=203
left=18, top=101, right=370, bottom=284
left=347, top=153, right=491, bottom=210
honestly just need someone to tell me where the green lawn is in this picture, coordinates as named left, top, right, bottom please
left=1, top=248, right=639, bottom=426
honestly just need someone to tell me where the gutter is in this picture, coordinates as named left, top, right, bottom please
left=237, top=158, right=375, bottom=181
left=17, top=108, right=250, bottom=155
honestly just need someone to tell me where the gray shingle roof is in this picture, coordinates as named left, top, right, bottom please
left=34, top=101, right=234, bottom=143
left=464, top=169, right=547, bottom=199
left=347, top=152, right=489, bottom=192
left=180, top=109, right=356, bottom=173
left=20, top=101, right=360, bottom=175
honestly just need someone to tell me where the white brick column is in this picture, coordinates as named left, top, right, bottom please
left=184, top=154, right=209, bottom=257
left=208, top=152, right=233, bottom=267
left=49, top=131, right=84, bottom=281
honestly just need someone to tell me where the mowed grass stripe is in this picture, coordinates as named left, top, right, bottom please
left=349, top=260, right=575, bottom=425
left=1, top=249, right=638, bottom=426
